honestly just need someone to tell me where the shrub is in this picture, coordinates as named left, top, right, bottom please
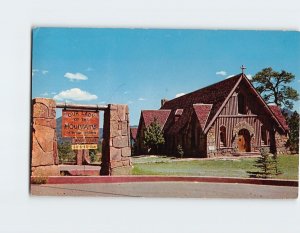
left=58, top=141, right=76, bottom=163
left=31, top=176, right=48, bottom=184
left=177, top=145, right=184, bottom=158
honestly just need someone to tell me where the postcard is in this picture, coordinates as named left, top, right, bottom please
left=30, top=28, right=299, bottom=198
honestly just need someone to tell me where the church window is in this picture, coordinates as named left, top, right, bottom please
left=238, top=93, right=246, bottom=114
left=220, top=126, right=226, bottom=147
left=261, top=126, right=268, bottom=145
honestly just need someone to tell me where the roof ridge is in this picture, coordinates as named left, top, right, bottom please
left=166, top=73, right=243, bottom=104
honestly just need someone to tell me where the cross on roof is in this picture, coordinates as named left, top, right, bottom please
left=240, top=65, right=246, bottom=74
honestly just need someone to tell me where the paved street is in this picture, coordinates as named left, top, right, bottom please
left=31, top=182, right=298, bottom=198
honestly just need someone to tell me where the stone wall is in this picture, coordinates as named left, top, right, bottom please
left=31, top=98, right=59, bottom=176
left=275, top=131, right=289, bottom=154
left=207, top=126, right=216, bottom=157
left=101, top=104, right=132, bottom=175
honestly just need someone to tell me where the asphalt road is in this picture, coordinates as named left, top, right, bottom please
left=31, top=182, right=298, bottom=198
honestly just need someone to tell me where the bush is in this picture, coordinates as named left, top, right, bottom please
left=31, top=176, right=48, bottom=184
left=58, top=142, right=76, bottom=163
left=177, top=145, right=184, bottom=158
left=89, top=143, right=102, bottom=163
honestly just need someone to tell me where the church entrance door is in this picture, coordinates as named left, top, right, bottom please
left=237, top=129, right=251, bottom=152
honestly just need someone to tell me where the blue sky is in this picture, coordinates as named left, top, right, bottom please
left=32, top=28, right=300, bottom=125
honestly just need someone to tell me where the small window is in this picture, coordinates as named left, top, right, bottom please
left=261, top=126, right=267, bottom=145
left=238, top=93, right=246, bottom=114
left=220, top=126, right=226, bottom=147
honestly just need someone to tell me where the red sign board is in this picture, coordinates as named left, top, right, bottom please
left=62, top=110, right=99, bottom=139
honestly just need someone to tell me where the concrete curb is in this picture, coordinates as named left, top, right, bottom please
left=31, top=176, right=298, bottom=187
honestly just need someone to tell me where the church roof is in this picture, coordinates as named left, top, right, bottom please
left=141, top=110, right=171, bottom=129
left=138, top=72, right=288, bottom=136
left=268, top=105, right=289, bottom=131
left=193, top=104, right=213, bottom=129
left=161, top=73, right=242, bottom=134
left=130, top=127, right=138, bottom=140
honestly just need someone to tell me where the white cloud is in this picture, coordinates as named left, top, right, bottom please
left=42, top=70, right=48, bottom=75
left=32, top=69, right=39, bottom=76
left=175, top=93, right=185, bottom=98
left=225, top=75, right=234, bottom=79
left=246, top=74, right=252, bottom=80
left=216, top=71, right=227, bottom=76
left=64, top=72, right=88, bottom=81
left=53, top=88, right=97, bottom=101
left=138, top=97, right=146, bottom=101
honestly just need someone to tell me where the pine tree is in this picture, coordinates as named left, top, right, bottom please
left=177, top=145, right=184, bottom=158
left=143, top=118, right=165, bottom=154
left=254, top=148, right=276, bottom=178
left=251, top=67, right=299, bottom=109
left=286, top=111, right=299, bottom=153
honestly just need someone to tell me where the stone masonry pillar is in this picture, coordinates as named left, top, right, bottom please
left=100, top=104, right=132, bottom=175
left=31, top=98, right=60, bottom=176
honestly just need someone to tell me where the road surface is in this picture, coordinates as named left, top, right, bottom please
left=31, top=182, right=298, bottom=198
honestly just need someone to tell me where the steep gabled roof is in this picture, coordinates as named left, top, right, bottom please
left=268, top=105, right=289, bottom=131
left=141, top=110, right=171, bottom=129
left=161, top=74, right=243, bottom=134
left=130, top=127, right=138, bottom=140
left=240, top=74, right=288, bottom=132
left=193, top=104, right=213, bottom=129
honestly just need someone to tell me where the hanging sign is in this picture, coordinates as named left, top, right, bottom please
left=62, top=110, right=99, bottom=138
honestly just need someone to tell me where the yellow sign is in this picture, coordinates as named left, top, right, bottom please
left=71, top=144, right=98, bottom=150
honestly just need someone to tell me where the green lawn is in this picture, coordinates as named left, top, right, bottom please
left=132, top=155, right=299, bottom=180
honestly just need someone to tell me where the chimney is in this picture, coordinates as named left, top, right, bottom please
left=161, top=98, right=168, bottom=107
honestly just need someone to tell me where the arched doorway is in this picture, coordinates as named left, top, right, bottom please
left=237, top=129, right=251, bottom=152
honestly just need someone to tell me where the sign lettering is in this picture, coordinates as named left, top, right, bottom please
left=62, top=110, right=99, bottom=138
left=71, top=144, right=98, bottom=150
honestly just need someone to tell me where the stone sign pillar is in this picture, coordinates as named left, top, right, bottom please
left=31, top=98, right=60, bottom=176
left=101, top=104, right=132, bottom=175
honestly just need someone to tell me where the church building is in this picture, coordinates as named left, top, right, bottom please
left=135, top=72, right=289, bottom=157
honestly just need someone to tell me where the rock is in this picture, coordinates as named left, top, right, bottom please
left=117, top=105, right=126, bottom=121
left=110, top=121, right=121, bottom=137
left=110, top=147, right=122, bottom=160
left=32, top=134, right=54, bottom=166
left=121, top=147, right=131, bottom=157
left=31, top=165, right=60, bottom=177
left=111, top=166, right=132, bottom=175
left=32, top=103, right=49, bottom=118
left=112, top=136, right=129, bottom=148
left=34, top=124, right=55, bottom=152
left=33, top=118, right=56, bottom=129
left=110, top=160, right=123, bottom=168
left=121, top=121, right=128, bottom=136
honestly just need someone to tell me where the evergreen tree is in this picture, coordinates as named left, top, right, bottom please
left=177, top=144, right=184, bottom=158
left=253, top=148, right=277, bottom=178
left=286, top=111, right=299, bottom=153
left=143, top=118, right=165, bottom=154
left=251, top=67, right=299, bottom=109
